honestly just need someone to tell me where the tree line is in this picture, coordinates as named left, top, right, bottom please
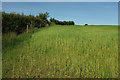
left=2, top=12, right=75, bottom=34
left=50, top=18, right=75, bottom=25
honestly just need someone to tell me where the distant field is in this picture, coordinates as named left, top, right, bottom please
left=2, top=25, right=118, bottom=78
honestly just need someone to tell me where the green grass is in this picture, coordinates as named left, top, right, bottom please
left=2, top=25, right=118, bottom=78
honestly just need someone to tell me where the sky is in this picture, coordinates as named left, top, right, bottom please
left=2, top=2, right=118, bottom=25
left=1, top=0, right=120, bottom=2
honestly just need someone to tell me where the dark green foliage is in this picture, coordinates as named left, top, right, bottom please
left=2, top=12, right=49, bottom=34
left=50, top=18, right=75, bottom=25
left=2, top=11, right=75, bottom=35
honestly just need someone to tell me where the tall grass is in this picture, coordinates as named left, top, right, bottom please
left=2, top=25, right=118, bottom=78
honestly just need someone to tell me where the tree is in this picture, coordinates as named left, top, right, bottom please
left=2, top=12, right=50, bottom=34
left=50, top=18, right=75, bottom=25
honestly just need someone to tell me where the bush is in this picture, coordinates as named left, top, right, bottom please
left=50, top=18, right=75, bottom=25
left=85, top=24, right=88, bottom=26
left=2, top=12, right=49, bottom=34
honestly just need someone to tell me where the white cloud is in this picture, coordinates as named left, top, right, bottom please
left=1, top=0, right=120, bottom=2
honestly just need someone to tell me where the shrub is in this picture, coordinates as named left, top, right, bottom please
left=85, top=24, right=88, bottom=26
left=2, top=12, right=49, bottom=34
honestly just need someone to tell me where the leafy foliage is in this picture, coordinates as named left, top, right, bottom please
left=50, top=18, right=75, bottom=25
left=2, top=12, right=49, bottom=34
left=2, top=12, right=75, bottom=35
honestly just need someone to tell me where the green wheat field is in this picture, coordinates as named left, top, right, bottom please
left=2, top=25, right=118, bottom=78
